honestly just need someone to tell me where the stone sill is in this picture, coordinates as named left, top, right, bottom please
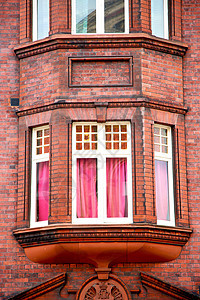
left=13, top=224, right=192, bottom=267
left=14, top=33, right=188, bottom=59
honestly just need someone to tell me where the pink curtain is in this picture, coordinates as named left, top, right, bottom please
left=37, top=161, right=49, bottom=221
left=107, top=158, right=128, bottom=218
left=155, top=160, right=169, bottom=221
left=76, top=158, right=98, bottom=218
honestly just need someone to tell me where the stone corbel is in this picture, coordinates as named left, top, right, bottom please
left=95, top=102, right=108, bottom=123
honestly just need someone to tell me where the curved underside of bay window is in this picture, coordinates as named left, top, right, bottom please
left=14, top=224, right=192, bottom=267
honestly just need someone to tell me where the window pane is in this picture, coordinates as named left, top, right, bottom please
left=36, top=161, right=49, bottom=221
left=76, top=158, right=98, bottom=218
left=105, top=0, right=125, bottom=33
left=76, top=0, right=96, bottom=33
left=37, top=0, right=49, bottom=40
left=151, top=0, right=164, bottom=38
left=107, top=158, right=128, bottom=218
left=155, top=160, right=170, bottom=221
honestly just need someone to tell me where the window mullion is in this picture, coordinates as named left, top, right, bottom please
left=97, top=124, right=106, bottom=221
left=32, top=0, right=38, bottom=41
left=96, top=0, right=104, bottom=33
left=168, top=158, right=175, bottom=225
left=125, top=0, right=129, bottom=33
left=164, top=0, right=169, bottom=39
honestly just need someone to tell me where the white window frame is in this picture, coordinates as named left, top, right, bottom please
left=32, top=0, right=49, bottom=41
left=72, top=0, right=129, bottom=34
left=30, top=125, right=49, bottom=228
left=72, top=122, right=132, bottom=224
left=154, top=124, right=175, bottom=226
left=151, top=0, right=169, bottom=39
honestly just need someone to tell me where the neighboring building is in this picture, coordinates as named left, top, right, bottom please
left=0, top=0, right=199, bottom=299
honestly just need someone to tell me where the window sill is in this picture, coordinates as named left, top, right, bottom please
left=14, top=33, right=188, bottom=59
left=13, top=224, right=192, bottom=267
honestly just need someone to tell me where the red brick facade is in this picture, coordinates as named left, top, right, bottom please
left=0, top=0, right=199, bottom=299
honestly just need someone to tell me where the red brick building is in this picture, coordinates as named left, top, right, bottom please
left=0, top=0, right=199, bottom=299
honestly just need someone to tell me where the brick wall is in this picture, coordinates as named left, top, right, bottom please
left=1, top=0, right=200, bottom=298
left=0, top=0, right=19, bottom=297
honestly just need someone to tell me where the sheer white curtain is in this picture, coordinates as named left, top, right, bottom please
left=38, top=0, right=49, bottom=39
left=151, top=0, right=164, bottom=38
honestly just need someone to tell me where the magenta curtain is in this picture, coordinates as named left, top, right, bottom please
left=37, top=161, right=49, bottom=222
left=107, top=158, right=128, bottom=218
left=76, top=158, right=98, bottom=218
left=155, top=160, right=169, bottom=221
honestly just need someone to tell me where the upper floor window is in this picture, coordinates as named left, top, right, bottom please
left=32, top=0, right=49, bottom=41
left=31, top=125, right=49, bottom=227
left=151, top=0, right=169, bottom=39
left=72, top=122, right=132, bottom=224
left=154, top=124, right=175, bottom=226
left=72, top=0, right=129, bottom=34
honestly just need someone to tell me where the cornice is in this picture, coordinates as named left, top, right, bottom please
left=16, top=99, right=188, bottom=117
left=13, top=224, right=192, bottom=248
left=141, top=272, right=200, bottom=300
left=14, top=33, right=188, bottom=59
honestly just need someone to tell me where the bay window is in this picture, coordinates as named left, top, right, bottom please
left=31, top=125, right=49, bottom=227
left=72, top=0, right=129, bottom=34
left=151, top=0, right=169, bottom=39
left=32, top=0, right=49, bottom=41
left=154, top=124, right=175, bottom=226
left=72, top=122, right=132, bottom=224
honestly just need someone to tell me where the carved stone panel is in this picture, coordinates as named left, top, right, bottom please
left=76, top=276, right=131, bottom=300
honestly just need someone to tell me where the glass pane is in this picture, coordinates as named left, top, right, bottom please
left=161, top=137, right=168, bottom=145
left=37, top=138, right=42, bottom=146
left=121, top=142, right=127, bottom=149
left=161, top=128, right=167, bottom=136
left=37, top=130, right=43, bottom=138
left=113, top=125, right=119, bottom=132
left=162, top=145, right=168, bottom=153
left=105, top=0, right=125, bottom=33
left=84, top=143, right=90, bottom=150
left=107, top=158, right=128, bottom=217
left=38, top=0, right=49, bottom=40
left=154, top=127, right=160, bottom=135
left=106, top=142, right=112, bottom=150
left=36, top=161, right=49, bottom=221
left=76, top=134, right=82, bottom=141
left=37, top=147, right=42, bottom=155
left=121, top=133, right=127, bottom=141
left=121, top=125, right=127, bottom=132
left=44, top=137, right=49, bottom=145
left=151, top=0, right=164, bottom=38
left=155, top=160, right=170, bottom=221
left=44, top=128, right=49, bottom=136
left=113, top=134, right=119, bottom=141
left=84, top=134, right=90, bottom=141
left=76, top=158, right=98, bottom=218
left=44, top=145, right=49, bottom=153
left=114, top=142, right=119, bottom=149
left=76, top=0, right=96, bottom=33
left=92, top=143, right=97, bottom=150
left=91, top=134, right=97, bottom=141
left=106, top=134, right=111, bottom=141
left=154, top=136, right=160, bottom=144
left=92, top=125, right=97, bottom=132
left=76, top=125, right=82, bottom=132
left=84, top=125, right=90, bottom=132
left=76, top=143, right=82, bottom=150
left=105, top=125, right=111, bottom=132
